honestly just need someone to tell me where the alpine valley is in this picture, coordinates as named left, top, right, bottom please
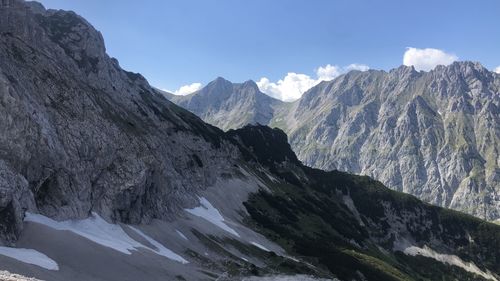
left=0, top=1, right=499, bottom=281
left=169, top=62, right=500, bottom=223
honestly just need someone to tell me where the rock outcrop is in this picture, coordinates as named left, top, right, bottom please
left=0, top=0, right=239, bottom=244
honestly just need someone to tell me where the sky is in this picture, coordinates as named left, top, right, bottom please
left=37, top=0, right=500, bottom=101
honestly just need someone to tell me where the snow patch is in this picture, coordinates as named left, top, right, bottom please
left=25, top=212, right=143, bottom=255
left=0, top=247, right=59, bottom=270
left=128, top=226, right=188, bottom=264
left=176, top=230, right=188, bottom=241
left=185, top=197, right=240, bottom=237
left=403, top=245, right=498, bottom=281
left=25, top=213, right=188, bottom=263
left=251, top=242, right=270, bottom=252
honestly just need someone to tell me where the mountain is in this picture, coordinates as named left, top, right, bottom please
left=168, top=78, right=282, bottom=131
left=274, top=64, right=500, bottom=221
left=171, top=64, right=500, bottom=222
left=0, top=1, right=499, bottom=281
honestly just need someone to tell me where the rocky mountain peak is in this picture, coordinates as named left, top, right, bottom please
left=241, top=79, right=259, bottom=89
left=0, top=0, right=236, bottom=244
left=228, top=125, right=300, bottom=167
left=206, top=76, right=232, bottom=89
left=169, top=77, right=283, bottom=131
left=433, top=61, right=487, bottom=76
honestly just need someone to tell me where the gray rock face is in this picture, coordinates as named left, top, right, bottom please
left=169, top=78, right=282, bottom=131
left=274, top=63, right=499, bottom=221
left=0, top=0, right=241, bottom=244
left=172, top=64, right=500, bottom=221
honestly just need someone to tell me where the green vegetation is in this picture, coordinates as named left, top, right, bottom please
left=227, top=125, right=500, bottom=281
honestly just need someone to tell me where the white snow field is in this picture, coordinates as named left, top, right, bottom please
left=185, top=196, right=240, bottom=237
left=251, top=242, right=270, bottom=252
left=0, top=247, right=58, bottom=271
left=24, top=212, right=187, bottom=263
left=128, top=226, right=188, bottom=264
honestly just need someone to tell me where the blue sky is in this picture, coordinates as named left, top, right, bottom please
left=37, top=0, right=500, bottom=100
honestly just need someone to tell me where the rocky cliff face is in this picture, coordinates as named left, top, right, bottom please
left=171, top=64, right=500, bottom=221
left=0, top=0, right=239, bottom=245
left=273, top=64, right=499, bottom=221
left=169, top=77, right=282, bottom=131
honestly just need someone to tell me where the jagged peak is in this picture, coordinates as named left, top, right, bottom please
left=213, top=76, right=232, bottom=83
left=389, top=64, right=417, bottom=75
left=227, top=124, right=301, bottom=166
left=241, top=79, right=259, bottom=89
left=197, top=77, right=277, bottom=101
left=1, top=0, right=107, bottom=68
left=434, top=60, right=489, bottom=73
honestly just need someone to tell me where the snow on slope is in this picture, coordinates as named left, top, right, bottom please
left=185, top=197, right=240, bottom=237
left=24, top=213, right=187, bottom=263
left=251, top=242, right=270, bottom=252
left=128, top=226, right=188, bottom=264
left=176, top=230, right=188, bottom=241
left=0, top=247, right=58, bottom=271
left=403, top=245, right=498, bottom=281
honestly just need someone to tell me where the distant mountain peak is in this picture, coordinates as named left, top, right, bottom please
left=241, top=79, right=259, bottom=89
left=169, top=78, right=283, bottom=131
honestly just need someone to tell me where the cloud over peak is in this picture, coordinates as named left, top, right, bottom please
left=257, top=63, right=369, bottom=102
left=403, top=47, right=458, bottom=71
left=171, top=82, right=203, bottom=96
left=494, top=66, right=500, bottom=74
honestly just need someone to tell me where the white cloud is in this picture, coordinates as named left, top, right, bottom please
left=494, top=66, right=500, bottom=74
left=170, top=82, right=203, bottom=96
left=316, top=64, right=342, bottom=81
left=345, top=63, right=370, bottom=72
left=257, top=73, right=317, bottom=102
left=403, top=47, right=458, bottom=71
left=257, top=64, right=369, bottom=101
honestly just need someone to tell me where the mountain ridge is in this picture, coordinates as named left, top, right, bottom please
left=170, top=61, right=500, bottom=221
left=167, top=76, right=283, bottom=130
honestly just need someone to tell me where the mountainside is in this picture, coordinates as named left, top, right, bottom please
left=273, top=64, right=500, bottom=221
left=0, top=1, right=499, bottom=281
left=171, top=65, right=500, bottom=222
left=231, top=125, right=500, bottom=281
left=0, top=0, right=235, bottom=243
left=169, top=78, right=282, bottom=131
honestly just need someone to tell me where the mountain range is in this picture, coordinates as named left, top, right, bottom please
left=0, top=1, right=499, bottom=281
left=168, top=62, right=500, bottom=222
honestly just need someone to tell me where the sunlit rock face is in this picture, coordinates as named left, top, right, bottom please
left=0, top=0, right=240, bottom=244
left=174, top=63, right=500, bottom=221
left=273, top=62, right=499, bottom=221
